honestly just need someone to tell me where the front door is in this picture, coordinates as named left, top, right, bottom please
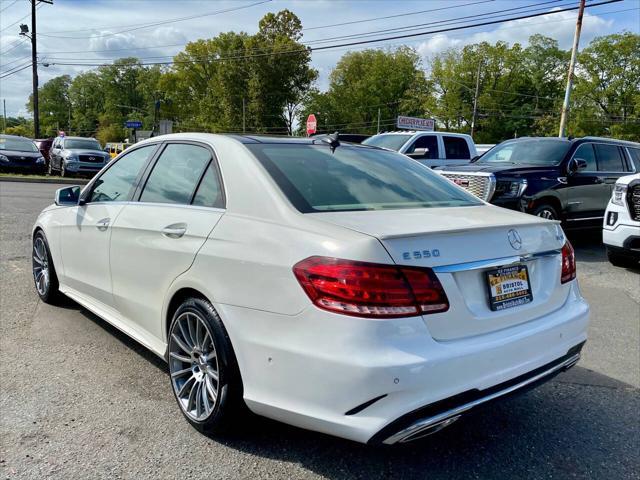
left=58, top=144, right=158, bottom=307
left=109, top=142, right=225, bottom=342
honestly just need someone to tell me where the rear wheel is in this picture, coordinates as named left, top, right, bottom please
left=168, top=297, right=244, bottom=434
left=532, top=204, right=558, bottom=221
left=32, top=231, right=63, bottom=304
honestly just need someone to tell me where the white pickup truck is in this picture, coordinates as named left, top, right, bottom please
left=362, top=131, right=478, bottom=168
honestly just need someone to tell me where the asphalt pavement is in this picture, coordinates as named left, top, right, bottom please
left=1, top=181, right=638, bottom=480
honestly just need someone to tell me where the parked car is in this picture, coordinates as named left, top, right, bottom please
left=603, top=173, right=640, bottom=268
left=362, top=131, right=477, bottom=168
left=35, top=138, right=54, bottom=162
left=33, top=133, right=588, bottom=444
left=476, top=143, right=496, bottom=155
left=437, top=136, right=640, bottom=228
left=105, top=142, right=132, bottom=159
left=48, top=136, right=111, bottom=177
left=0, top=134, right=46, bottom=173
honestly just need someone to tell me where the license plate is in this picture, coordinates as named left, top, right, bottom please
left=486, top=265, right=533, bottom=311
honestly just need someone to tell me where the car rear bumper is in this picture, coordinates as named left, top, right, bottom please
left=216, top=282, right=589, bottom=443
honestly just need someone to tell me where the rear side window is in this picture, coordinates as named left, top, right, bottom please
left=573, top=143, right=597, bottom=171
left=627, top=147, right=640, bottom=170
left=248, top=144, right=482, bottom=213
left=595, top=144, right=625, bottom=172
left=140, top=143, right=211, bottom=205
left=192, top=164, right=224, bottom=208
left=90, top=145, right=156, bottom=202
left=406, top=135, right=438, bottom=159
left=443, top=136, right=470, bottom=159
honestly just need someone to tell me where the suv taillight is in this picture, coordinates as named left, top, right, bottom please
left=293, top=256, right=449, bottom=318
left=561, top=241, right=576, bottom=284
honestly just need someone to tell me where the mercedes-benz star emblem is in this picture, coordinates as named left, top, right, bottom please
left=507, top=229, right=522, bottom=250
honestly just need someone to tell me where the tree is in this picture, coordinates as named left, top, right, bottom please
left=301, top=47, right=428, bottom=134
left=572, top=32, right=640, bottom=140
left=27, top=75, right=71, bottom=137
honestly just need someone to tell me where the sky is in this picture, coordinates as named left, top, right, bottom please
left=1, top=0, right=638, bottom=118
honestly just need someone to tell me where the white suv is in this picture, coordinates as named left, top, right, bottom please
left=362, top=131, right=477, bottom=168
left=603, top=173, right=640, bottom=268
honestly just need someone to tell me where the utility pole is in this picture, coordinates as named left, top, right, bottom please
left=2, top=99, right=6, bottom=133
left=21, top=0, right=53, bottom=139
left=559, top=0, right=585, bottom=138
left=377, top=108, right=381, bottom=134
left=470, top=58, right=482, bottom=138
left=242, top=97, right=246, bottom=134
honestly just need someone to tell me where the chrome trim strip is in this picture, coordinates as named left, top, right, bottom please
left=383, top=353, right=581, bottom=444
left=432, top=249, right=561, bottom=273
left=565, top=216, right=604, bottom=222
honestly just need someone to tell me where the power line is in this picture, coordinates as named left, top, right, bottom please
left=0, top=2, right=42, bottom=34
left=0, top=62, right=32, bottom=79
left=41, top=0, right=622, bottom=68
left=304, top=0, right=567, bottom=45
left=36, top=0, right=272, bottom=39
left=0, top=0, right=19, bottom=14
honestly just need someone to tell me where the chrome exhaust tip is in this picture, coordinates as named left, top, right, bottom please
left=384, top=415, right=461, bottom=444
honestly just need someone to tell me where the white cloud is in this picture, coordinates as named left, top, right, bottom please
left=417, top=9, right=614, bottom=60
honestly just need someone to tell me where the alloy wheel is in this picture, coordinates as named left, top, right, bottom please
left=536, top=209, right=556, bottom=220
left=32, top=237, right=50, bottom=296
left=169, top=311, right=219, bottom=421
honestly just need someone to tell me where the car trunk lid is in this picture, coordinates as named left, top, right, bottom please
left=309, top=205, right=569, bottom=340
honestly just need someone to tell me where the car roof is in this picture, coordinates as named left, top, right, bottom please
left=61, top=136, right=99, bottom=141
left=373, top=131, right=471, bottom=138
left=0, top=134, right=34, bottom=140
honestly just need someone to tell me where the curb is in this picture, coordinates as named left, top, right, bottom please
left=0, top=176, right=89, bottom=185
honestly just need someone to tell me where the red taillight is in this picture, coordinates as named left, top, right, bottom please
left=292, top=256, right=449, bottom=318
left=561, top=241, right=576, bottom=284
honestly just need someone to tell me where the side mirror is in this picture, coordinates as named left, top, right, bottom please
left=568, top=158, right=588, bottom=174
left=407, top=147, right=429, bottom=159
left=55, top=186, right=81, bottom=206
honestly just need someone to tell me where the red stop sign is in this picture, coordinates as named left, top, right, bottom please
left=306, top=114, right=317, bottom=135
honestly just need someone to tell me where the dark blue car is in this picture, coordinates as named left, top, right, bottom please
left=0, top=135, right=46, bottom=173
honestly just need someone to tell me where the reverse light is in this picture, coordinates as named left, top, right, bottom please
left=611, top=184, right=627, bottom=206
left=561, top=241, right=576, bottom=284
left=293, top=256, right=449, bottom=318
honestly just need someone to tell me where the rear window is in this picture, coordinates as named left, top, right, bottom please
left=362, top=134, right=413, bottom=151
left=248, top=144, right=482, bottom=213
left=0, top=137, right=38, bottom=152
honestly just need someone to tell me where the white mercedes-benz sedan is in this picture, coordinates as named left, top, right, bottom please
left=32, top=133, right=589, bottom=444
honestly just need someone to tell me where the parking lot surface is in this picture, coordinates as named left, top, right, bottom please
left=1, top=181, right=638, bottom=479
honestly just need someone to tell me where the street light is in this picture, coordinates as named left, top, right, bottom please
left=19, top=24, right=30, bottom=37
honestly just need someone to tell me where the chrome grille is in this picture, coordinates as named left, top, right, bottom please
left=628, top=183, right=640, bottom=221
left=79, top=154, right=103, bottom=163
left=438, top=171, right=496, bottom=201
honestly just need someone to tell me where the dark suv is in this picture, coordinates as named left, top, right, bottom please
left=438, top=137, right=640, bottom=228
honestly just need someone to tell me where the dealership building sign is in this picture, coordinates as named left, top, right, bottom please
left=397, top=116, right=435, bottom=131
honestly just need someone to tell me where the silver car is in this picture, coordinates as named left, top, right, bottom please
left=48, top=136, right=110, bottom=177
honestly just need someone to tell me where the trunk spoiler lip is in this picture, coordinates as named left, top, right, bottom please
left=375, top=219, right=561, bottom=240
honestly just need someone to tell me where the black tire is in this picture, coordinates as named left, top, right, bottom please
left=32, top=230, right=64, bottom=304
left=606, top=248, right=639, bottom=269
left=167, top=297, right=244, bottom=434
left=532, top=204, right=559, bottom=221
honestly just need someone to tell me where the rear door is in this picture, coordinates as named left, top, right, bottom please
left=442, top=135, right=472, bottom=166
left=594, top=143, right=633, bottom=203
left=109, top=141, right=225, bottom=342
left=564, top=143, right=609, bottom=225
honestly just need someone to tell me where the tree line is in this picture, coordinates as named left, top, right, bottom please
left=4, top=10, right=639, bottom=143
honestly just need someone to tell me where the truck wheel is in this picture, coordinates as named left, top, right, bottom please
left=532, top=204, right=558, bottom=220
left=606, top=248, right=639, bottom=269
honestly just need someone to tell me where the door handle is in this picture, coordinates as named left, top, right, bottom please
left=96, top=218, right=110, bottom=231
left=162, top=223, right=187, bottom=239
